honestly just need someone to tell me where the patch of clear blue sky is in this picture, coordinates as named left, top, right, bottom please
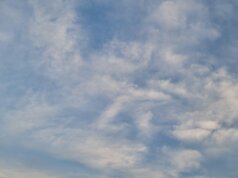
left=77, top=0, right=145, bottom=50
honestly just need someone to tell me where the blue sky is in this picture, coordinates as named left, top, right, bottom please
left=1, top=0, right=238, bottom=177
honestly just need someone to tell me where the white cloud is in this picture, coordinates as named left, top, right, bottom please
left=23, top=127, right=147, bottom=169
left=211, top=128, right=238, bottom=146
left=29, top=0, right=84, bottom=81
left=173, top=120, right=220, bottom=142
left=150, top=0, right=191, bottom=28
left=164, top=148, right=202, bottom=174
left=2, top=93, right=58, bottom=136
left=135, top=111, right=154, bottom=136
left=129, top=168, right=167, bottom=178
left=173, top=128, right=211, bottom=142
left=0, top=166, right=57, bottom=178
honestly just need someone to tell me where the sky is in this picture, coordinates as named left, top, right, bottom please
left=0, top=0, right=238, bottom=177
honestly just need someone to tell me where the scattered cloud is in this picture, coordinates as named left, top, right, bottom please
left=1, top=0, right=238, bottom=177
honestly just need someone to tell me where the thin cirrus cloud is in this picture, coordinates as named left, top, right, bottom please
left=0, top=0, right=238, bottom=177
